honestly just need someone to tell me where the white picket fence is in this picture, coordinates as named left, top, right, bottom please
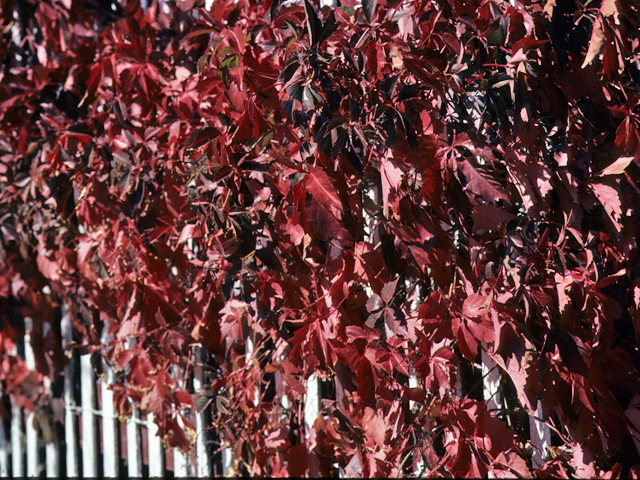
left=0, top=304, right=216, bottom=478
left=0, top=309, right=550, bottom=478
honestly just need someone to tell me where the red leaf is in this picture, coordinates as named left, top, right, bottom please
left=357, top=358, right=377, bottom=406
left=462, top=293, right=491, bottom=320
left=304, top=167, right=343, bottom=219
left=582, top=15, right=606, bottom=68
left=403, top=387, right=426, bottom=402
left=362, top=407, right=386, bottom=447
left=380, top=278, right=398, bottom=304
left=591, top=182, right=622, bottom=231
left=471, top=204, right=516, bottom=232
left=186, top=126, right=221, bottom=149
left=231, top=109, right=254, bottom=144
left=287, top=443, right=309, bottom=477
left=597, top=156, right=634, bottom=176
left=456, top=158, right=509, bottom=203
left=380, top=153, right=403, bottom=218
left=305, top=197, right=351, bottom=241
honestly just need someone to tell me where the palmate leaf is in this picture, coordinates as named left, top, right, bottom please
left=4, top=0, right=640, bottom=476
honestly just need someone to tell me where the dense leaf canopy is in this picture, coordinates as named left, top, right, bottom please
left=2, top=0, right=640, bottom=476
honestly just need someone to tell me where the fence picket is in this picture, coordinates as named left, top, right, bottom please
left=221, top=437, right=233, bottom=476
left=100, top=326, right=119, bottom=478
left=80, top=354, right=99, bottom=477
left=0, top=418, right=7, bottom=477
left=173, top=438, right=190, bottom=477
left=193, top=347, right=210, bottom=477
left=10, top=401, right=23, bottom=478
left=41, top=322, right=60, bottom=478
left=481, top=343, right=503, bottom=413
left=172, top=365, right=192, bottom=478
left=304, top=374, right=320, bottom=434
left=25, top=404, right=37, bottom=477
left=100, top=375, right=119, bottom=477
left=23, top=318, right=40, bottom=478
left=147, top=413, right=165, bottom=477
left=530, top=400, right=550, bottom=469
left=127, top=406, right=143, bottom=477
left=44, top=432, right=59, bottom=478
left=61, top=304, right=79, bottom=477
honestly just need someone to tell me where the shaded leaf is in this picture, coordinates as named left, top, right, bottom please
left=304, top=167, right=343, bottom=219
left=362, top=0, right=377, bottom=23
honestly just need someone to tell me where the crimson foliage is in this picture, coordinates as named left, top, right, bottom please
left=2, top=0, right=640, bottom=476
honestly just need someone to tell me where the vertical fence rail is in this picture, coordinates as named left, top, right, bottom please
left=80, top=353, right=98, bottom=477
left=23, top=318, right=40, bottom=478
left=42, top=322, right=60, bottom=478
left=126, top=405, right=142, bottom=477
left=147, top=413, right=165, bottom=478
left=193, top=347, right=211, bottom=478
left=100, top=325, right=119, bottom=478
left=530, top=400, right=551, bottom=469
left=172, top=365, right=192, bottom=478
left=0, top=413, right=7, bottom=477
left=10, top=395, right=22, bottom=478
left=61, top=304, right=79, bottom=477
left=481, top=342, right=504, bottom=413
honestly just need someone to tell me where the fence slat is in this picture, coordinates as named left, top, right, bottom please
left=127, top=406, right=143, bottom=477
left=100, top=378, right=119, bottom=477
left=42, top=321, right=60, bottom=478
left=101, top=326, right=119, bottom=478
left=304, top=374, right=320, bottom=433
left=193, top=347, right=210, bottom=477
left=45, top=435, right=59, bottom=478
left=147, top=413, right=165, bottom=477
left=173, top=442, right=190, bottom=477
left=81, top=354, right=99, bottom=477
left=11, top=401, right=23, bottom=477
left=0, top=418, right=8, bottom=477
left=61, top=305, right=79, bottom=477
left=481, top=343, right=504, bottom=412
left=221, top=439, right=233, bottom=476
left=172, top=365, right=192, bottom=477
left=530, top=400, right=550, bottom=469
left=24, top=318, right=40, bottom=478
